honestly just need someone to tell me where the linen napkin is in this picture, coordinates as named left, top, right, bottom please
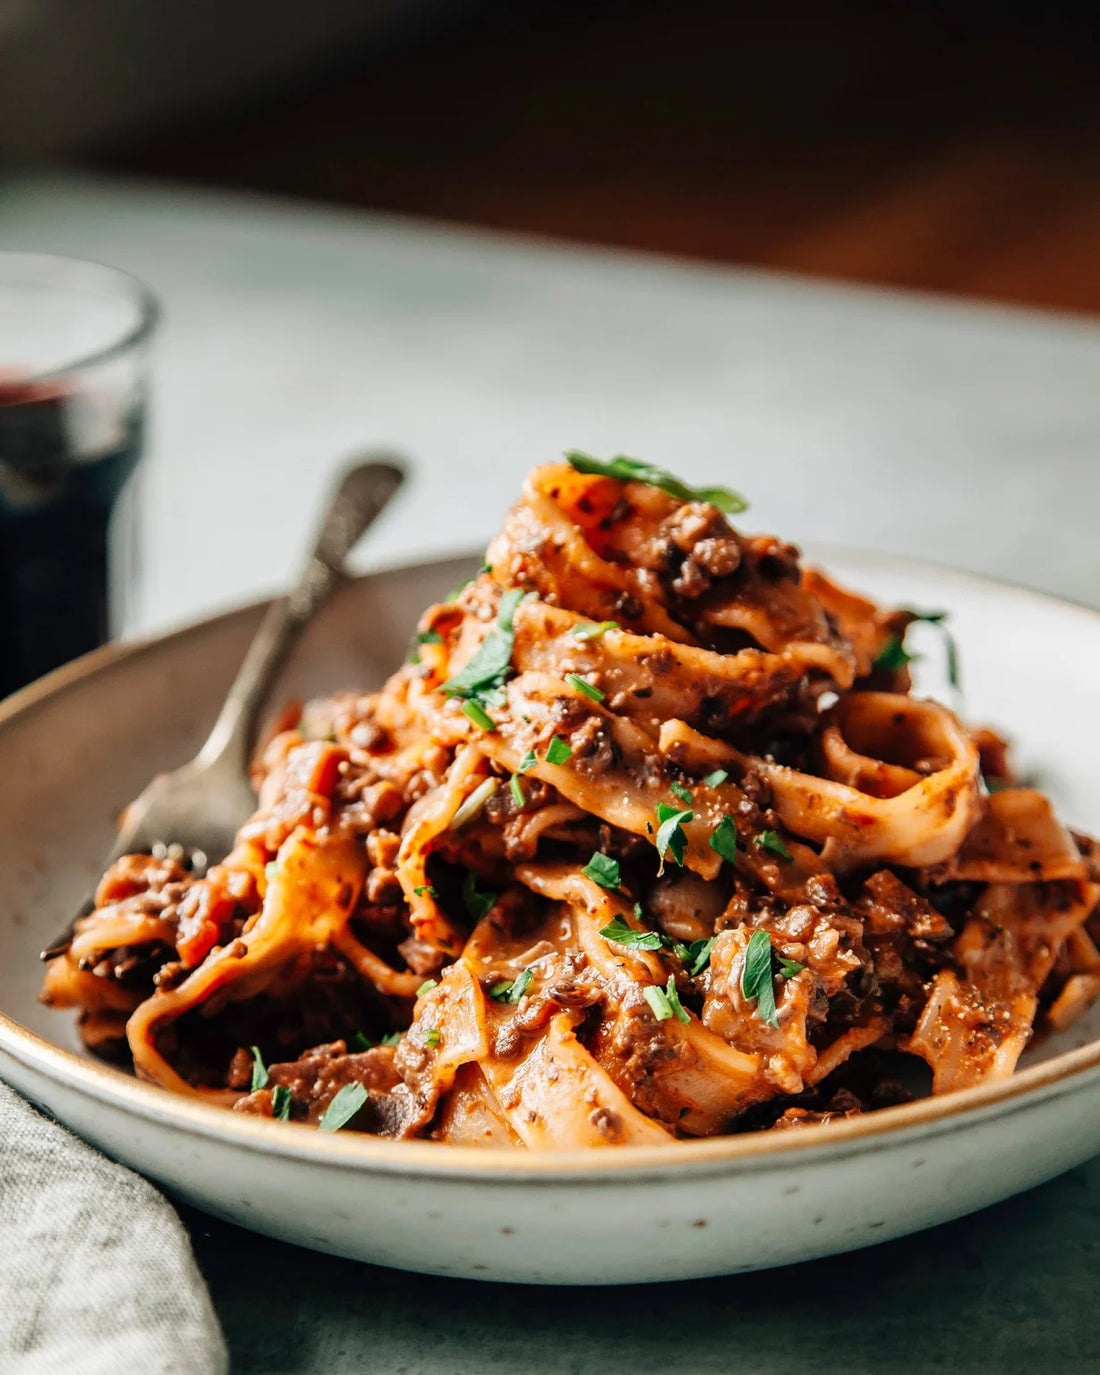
left=0, top=1081, right=227, bottom=1374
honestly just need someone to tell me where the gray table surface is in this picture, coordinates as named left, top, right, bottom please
left=2, top=172, right=1099, bottom=1372
left=179, top=1162, right=1100, bottom=1373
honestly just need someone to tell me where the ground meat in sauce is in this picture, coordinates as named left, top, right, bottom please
left=44, top=458, right=1100, bottom=1150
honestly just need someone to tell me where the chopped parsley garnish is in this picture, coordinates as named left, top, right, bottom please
left=509, top=773, right=526, bottom=807
left=874, top=635, right=913, bottom=672
left=461, top=698, right=497, bottom=732
left=741, top=929, right=779, bottom=1029
left=416, top=979, right=438, bottom=998
left=518, top=748, right=537, bottom=773
left=704, top=768, right=729, bottom=787
left=319, top=1082, right=368, bottom=1133
left=441, top=586, right=525, bottom=706
left=571, top=620, right=619, bottom=641
left=582, top=851, right=621, bottom=890
left=462, top=869, right=498, bottom=923
left=417, top=629, right=443, bottom=645
left=684, top=936, right=715, bottom=976
left=777, top=956, right=805, bottom=978
left=489, top=968, right=534, bottom=1004
left=709, top=814, right=738, bottom=864
left=413, top=884, right=438, bottom=899
left=663, top=975, right=691, bottom=1025
left=643, top=984, right=673, bottom=1021
left=599, top=916, right=664, bottom=952
left=882, top=609, right=961, bottom=691
left=565, top=672, right=606, bottom=703
left=655, top=803, right=693, bottom=873
left=380, top=1032, right=402, bottom=1047
left=670, top=781, right=693, bottom=805
left=565, top=451, right=748, bottom=515
left=946, top=632, right=961, bottom=691
left=250, top=1046, right=269, bottom=1092
left=271, top=1086, right=293, bottom=1120
left=349, top=1031, right=374, bottom=1052
left=423, top=1027, right=441, bottom=1048
left=546, top=735, right=573, bottom=765
left=754, top=830, right=792, bottom=861
left=601, top=914, right=715, bottom=975
left=450, top=776, right=499, bottom=829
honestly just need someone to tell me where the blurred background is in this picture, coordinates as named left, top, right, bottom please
left=1, top=0, right=1098, bottom=687
left=3, top=0, right=1099, bottom=312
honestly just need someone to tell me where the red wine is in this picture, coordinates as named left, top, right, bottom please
left=0, top=376, right=142, bottom=696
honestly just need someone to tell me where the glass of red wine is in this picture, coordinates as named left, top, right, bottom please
left=0, top=253, right=159, bottom=698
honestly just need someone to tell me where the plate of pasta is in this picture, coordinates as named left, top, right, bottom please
left=2, top=454, right=1100, bottom=1284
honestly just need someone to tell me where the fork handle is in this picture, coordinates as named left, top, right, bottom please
left=197, top=456, right=405, bottom=773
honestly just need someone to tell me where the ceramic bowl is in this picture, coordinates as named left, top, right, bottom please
left=2, top=549, right=1099, bottom=1285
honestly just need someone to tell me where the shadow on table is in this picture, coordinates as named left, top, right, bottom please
left=182, top=1154, right=1100, bottom=1375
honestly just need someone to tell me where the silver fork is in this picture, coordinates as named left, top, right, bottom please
left=40, top=455, right=405, bottom=962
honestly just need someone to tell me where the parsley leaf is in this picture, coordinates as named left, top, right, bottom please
left=442, top=587, right=525, bottom=702
left=643, top=984, right=673, bottom=1021
left=703, top=768, right=729, bottom=787
left=417, top=629, right=443, bottom=645
left=670, top=781, right=693, bottom=805
left=754, top=830, right=792, bottom=861
left=319, top=1082, right=368, bottom=1132
left=741, top=929, right=779, bottom=1028
left=380, top=1032, right=402, bottom=1047
left=778, top=956, right=805, bottom=978
left=462, top=869, right=498, bottom=923
left=413, top=884, right=438, bottom=899
left=565, top=672, right=606, bottom=703
left=546, top=735, right=573, bottom=765
left=655, top=803, right=693, bottom=872
left=489, top=968, right=534, bottom=1004
left=902, top=607, right=949, bottom=625
left=250, top=1046, right=269, bottom=1092
left=572, top=620, right=619, bottom=641
left=874, top=635, right=914, bottom=672
left=582, top=851, right=621, bottom=890
left=601, top=913, right=714, bottom=973
left=883, top=610, right=962, bottom=692
left=664, top=975, right=691, bottom=1025
left=565, top=451, right=748, bottom=515
left=945, top=630, right=961, bottom=690
left=685, top=936, right=715, bottom=976
left=709, top=814, right=738, bottom=864
left=271, top=1086, right=293, bottom=1120
left=598, top=916, right=663, bottom=952
left=349, top=1031, right=374, bottom=1052
left=518, top=748, right=537, bottom=772
left=694, top=485, right=749, bottom=514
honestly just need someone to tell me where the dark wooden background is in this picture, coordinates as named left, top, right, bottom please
left=99, top=0, right=1100, bottom=313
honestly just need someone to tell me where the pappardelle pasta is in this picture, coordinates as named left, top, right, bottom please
left=42, top=457, right=1100, bottom=1146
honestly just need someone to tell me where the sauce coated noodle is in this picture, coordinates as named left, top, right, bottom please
left=42, top=460, right=1100, bottom=1145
